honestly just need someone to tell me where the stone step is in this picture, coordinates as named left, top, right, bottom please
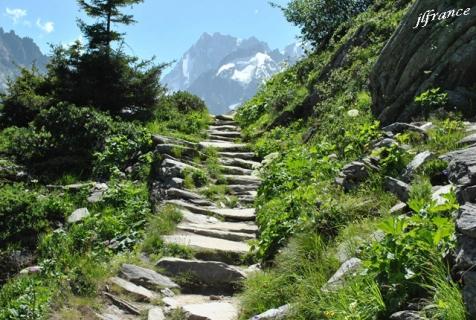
left=223, top=175, right=261, bottom=186
left=208, top=135, right=236, bottom=142
left=207, top=130, right=241, bottom=138
left=221, top=165, right=253, bottom=176
left=227, top=184, right=259, bottom=194
left=162, top=232, right=249, bottom=264
left=164, top=199, right=255, bottom=222
left=209, top=125, right=240, bottom=132
left=215, top=114, right=235, bottom=121
left=199, top=141, right=248, bottom=152
left=219, top=158, right=261, bottom=170
left=119, top=264, right=179, bottom=291
left=109, top=277, right=157, bottom=302
left=183, top=302, right=238, bottom=320
left=219, top=152, right=257, bottom=161
left=180, top=212, right=257, bottom=234
left=177, top=223, right=255, bottom=241
left=156, top=257, right=246, bottom=294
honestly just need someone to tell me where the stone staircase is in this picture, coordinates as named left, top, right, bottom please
left=98, top=115, right=261, bottom=320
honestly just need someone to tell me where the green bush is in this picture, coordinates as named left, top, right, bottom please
left=1, top=67, right=51, bottom=128
left=0, top=276, right=54, bottom=320
left=415, top=88, right=449, bottom=116
left=93, top=124, right=153, bottom=179
left=0, top=184, right=72, bottom=248
left=363, top=180, right=459, bottom=315
left=276, top=0, right=373, bottom=48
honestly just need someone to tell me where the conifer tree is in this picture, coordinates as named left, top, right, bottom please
left=77, top=0, right=143, bottom=50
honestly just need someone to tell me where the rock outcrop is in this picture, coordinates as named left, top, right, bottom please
left=370, top=0, right=476, bottom=124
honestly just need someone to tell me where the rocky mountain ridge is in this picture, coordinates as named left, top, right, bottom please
left=162, top=33, right=304, bottom=114
left=0, top=28, right=48, bottom=91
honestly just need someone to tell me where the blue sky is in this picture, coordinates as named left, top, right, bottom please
left=0, top=0, right=299, bottom=65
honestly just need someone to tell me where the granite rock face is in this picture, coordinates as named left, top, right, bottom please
left=370, top=0, right=476, bottom=124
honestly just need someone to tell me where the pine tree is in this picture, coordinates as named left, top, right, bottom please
left=77, top=0, right=144, bottom=49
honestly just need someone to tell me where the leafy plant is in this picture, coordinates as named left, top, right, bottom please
left=415, top=88, right=449, bottom=115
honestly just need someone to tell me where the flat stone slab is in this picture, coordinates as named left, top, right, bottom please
left=402, top=151, right=434, bottom=181
left=148, top=307, right=165, bottom=320
left=215, top=114, right=235, bottom=122
left=207, top=130, right=241, bottom=137
left=219, top=152, right=256, bottom=161
left=162, top=233, right=249, bottom=256
left=199, top=141, right=247, bottom=152
left=109, top=277, right=157, bottom=302
left=119, top=264, right=179, bottom=290
left=209, top=125, right=239, bottom=132
left=183, top=302, right=238, bottom=320
left=177, top=223, right=255, bottom=241
left=156, top=258, right=246, bottom=291
left=227, top=184, right=260, bottom=194
left=180, top=210, right=220, bottom=225
left=211, top=208, right=256, bottom=221
left=219, top=158, right=261, bottom=170
left=221, top=165, right=253, bottom=176
left=223, top=175, right=261, bottom=186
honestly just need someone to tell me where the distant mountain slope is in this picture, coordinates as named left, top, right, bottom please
left=162, top=32, right=304, bottom=114
left=0, top=28, right=48, bottom=91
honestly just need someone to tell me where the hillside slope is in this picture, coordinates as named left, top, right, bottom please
left=236, top=0, right=475, bottom=318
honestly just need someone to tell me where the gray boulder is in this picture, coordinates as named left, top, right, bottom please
left=385, top=177, right=410, bottom=202
left=324, top=258, right=362, bottom=291
left=389, top=311, right=423, bottom=320
left=457, top=203, right=476, bottom=238
left=67, top=208, right=90, bottom=224
left=463, top=272, right=476, bottom=319
left=443, top=145, right=476, bottom=188
left=119, top=264, right=179, bottom=290
left=87, top=183, right=108, bottom=203
left=455, top=235, right=476, bottom=270
left=402, top=151, right=434, bottom=181
left=370, top=0, right=476, bottom=124
left=250, top=304, right=290, bottom=320
left=382, top=123, right=428, bottom=137
left=152, top=134, right=196, bottom=148
left=336, top=161, right=370, bottom=191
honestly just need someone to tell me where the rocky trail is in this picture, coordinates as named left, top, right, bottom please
left=98, top=115, right=262, bottom=320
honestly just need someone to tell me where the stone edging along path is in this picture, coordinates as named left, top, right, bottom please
left=97, top=114, right=263, bottom=320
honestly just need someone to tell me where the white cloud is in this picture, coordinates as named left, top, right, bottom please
left=254, top=9, right=259, bottom=15
left=5, top=8, right=27, bottom=23
left=36, top=18, right=54, bottom=33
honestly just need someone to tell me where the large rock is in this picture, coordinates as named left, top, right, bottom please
left=402, top=151, right=434, bottom=181
left=457, top=203, right=476, bottom=238
left=156, top=258, right=246, bottom=293
left=385, top=177, right=410, bottom=202
left=119, top=264, right=179, bottom=290
left=335, top=161, right=370, bottom=191
left=455, top=235, right=476, bottom=270
left=324, top=258, right=362, bottom=291
left=463, top=272, right=476, bottom=318
left=389, top=311, right=424, bottom=320
left=370, top=0, right=476, bottom=124
left=148, top=307, right=165, bottom=320
left=67, top=208, right=90, bottom=224
left=250, top=304, right=290, bottom=320
left=443, top=145, right=476, bottom=188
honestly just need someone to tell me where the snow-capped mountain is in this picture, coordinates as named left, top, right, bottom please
left=162, top=32, right=304, bottom=115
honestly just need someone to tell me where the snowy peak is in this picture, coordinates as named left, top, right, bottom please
left=162, top=33, right=304, bottom=114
